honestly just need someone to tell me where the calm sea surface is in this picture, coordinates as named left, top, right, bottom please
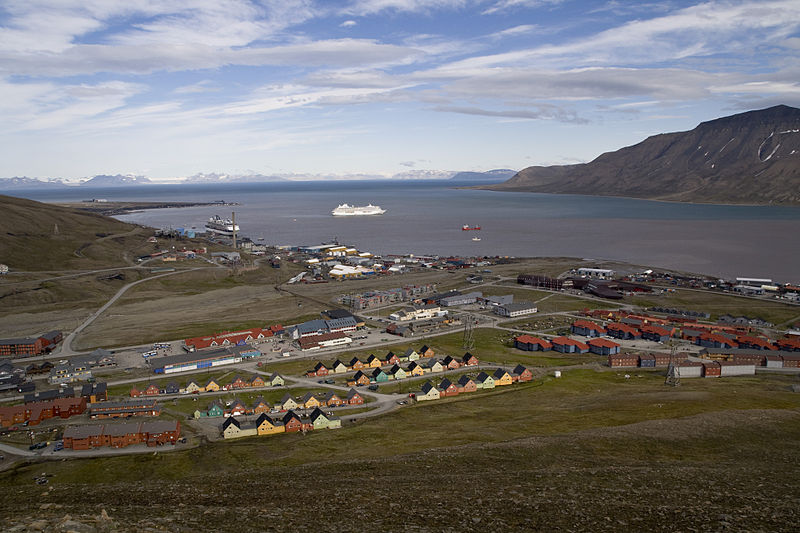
left=15, top=180, right=800, bottom=282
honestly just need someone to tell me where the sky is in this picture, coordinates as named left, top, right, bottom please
left=1, top=0, right=799, bottom=181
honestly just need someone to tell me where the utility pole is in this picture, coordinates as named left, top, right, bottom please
left=665, top=342, right=680, bottom=387
left=463, top=313, right=475, bottom=351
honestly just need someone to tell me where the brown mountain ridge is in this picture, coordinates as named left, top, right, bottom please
left=484, top=105, right=800, bottom=205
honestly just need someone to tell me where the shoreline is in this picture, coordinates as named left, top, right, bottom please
left=461, top=185, right=800, bottom=208
left=54, top=200, right=239, bottom=216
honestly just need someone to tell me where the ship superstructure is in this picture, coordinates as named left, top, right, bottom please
left=331, top=204, right=386, bottom=216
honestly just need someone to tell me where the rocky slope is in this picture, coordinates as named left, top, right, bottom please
left=487, top=105, right=800, bottom=205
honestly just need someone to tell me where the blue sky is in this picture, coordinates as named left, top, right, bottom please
left=1, top=0, right=799, bottom=181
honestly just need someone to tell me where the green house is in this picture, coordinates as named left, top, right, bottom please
left=371, top=367, right=389, bottom=382
left=206, top=401, right=225, bottom=417
left=311, top=407, right=342, bottom=430
left=390, top=364, right=407, bottom=380
left=475, top=372, right=495, bottom=389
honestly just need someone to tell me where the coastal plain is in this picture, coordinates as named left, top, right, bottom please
left=1, top=195, right=800, bottom=532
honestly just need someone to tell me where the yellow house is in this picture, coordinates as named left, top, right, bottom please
left=185, top=381, right=202, bottom=394
left=407, top=362, right=425, bottom=377
left=205, top=379, right=220, bottom=392
left=256, top=414, right=286, bottom=436
left=366, top=354, right=382, bottom=368
left=301, top=392, right=321, bottom=409
left=492, top=368, right=513, bottom=386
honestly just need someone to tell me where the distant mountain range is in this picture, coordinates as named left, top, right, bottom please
left=482, top=105, right=800, bottom=205
left=450, top=169, right=516, bottom=182
left=0, top=169, right=517, bottom=188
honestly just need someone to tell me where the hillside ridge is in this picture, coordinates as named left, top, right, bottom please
left=485, top=105, right=800, bottom=205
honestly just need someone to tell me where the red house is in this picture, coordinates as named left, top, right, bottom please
left=384, top=352, right=400, bottom=365
left=347, top=389, right=364, bottom=405
left=512, top=364, right=533, bottom=382
left=438, top=378, right=459, bottom=397
left=441, top=356, right=460, bottom=370
left=282, top=411, right=303, bottom=433
left=461, top=352, right=479, bottom=366
left=307, top=362, right=329, bottom=377
left=144, top=384, right=160, bottom=396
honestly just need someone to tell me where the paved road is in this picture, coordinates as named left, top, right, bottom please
left=58, top=267, right=208, bottom=356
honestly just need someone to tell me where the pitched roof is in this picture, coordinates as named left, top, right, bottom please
left=514, top=335, right=553, bottom=348
left=550, top=336, right=590, bottom=350
left=587, top=338, right=621, bottom=348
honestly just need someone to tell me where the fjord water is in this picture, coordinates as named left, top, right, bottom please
left=20, top=180, right=800, bottom=281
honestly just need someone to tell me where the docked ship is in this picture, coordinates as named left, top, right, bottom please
left=331, top=204, right=386, bottom=216
left=462, top=224, right=481, bottom=230
left=205, top=215, right=239, bottom=237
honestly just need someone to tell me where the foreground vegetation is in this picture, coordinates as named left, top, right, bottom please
left=1, top=370, right=799, bottom=531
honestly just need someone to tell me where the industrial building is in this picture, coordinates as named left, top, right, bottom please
left=151, top=345, right=260, bottom=374
left=494, top=301, right=538, bottom=318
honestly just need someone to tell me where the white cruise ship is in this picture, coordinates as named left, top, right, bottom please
left=331, top=203, right=386, bottom=216
left=205, top=215, right=239, bottom=236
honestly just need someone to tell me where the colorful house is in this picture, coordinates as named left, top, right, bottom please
left=492, top=368, right=513, bottom=386
left=249, top=375, right=266, bottom=388
left=221, top=417, right=244, bottom=439
left=419, top=345, right=434, bottom=358
left=331, top=360, right=348, bottom=374
left=279, top=393, right=298, bottom=411
left=351, top=370, right=371, bottom=386
left=227, top=399, right=248, bottom=416
left=269, top=374, right=285, bottom=387
left=371, top=368, right=389, bottom=382
left=461, top=352, right=479, bottom=366
left=365, top=354, right=383, bottom=368
left=389, top=364, right=407, bottom=380
left=204, top=379, right=220, bottom=392
left=229, top=376, right=248, bottom=389
left=310, top=407, right=342, bottom=430
left=407, top=361, right=425, bottom=377
left=185, top=381, right=202, bottom=394
left=587, top=338, right=621, bottom=355
left=513, top=335, right=552, bottom=352
left=475, top=372, right=495, bottom=389
left=346, top=389, right=364, bottom=405
left=251, top=397, right=270, bottom=414
left=349, top=357, right=365, bottom=370
left=424, top=360, right=444, bottom=373
left=309, top=362, right=329, bottom=377
left=385, top=352, right=400, bottom=365
left=144, top=384, right=160, bottom=396
left=404, top=348, right=419, bottom=361
left=300, top=392, right=321, bottom=409
left=255, top=413, right=285, bottom=435
left=416, top=381, right=440, bottom=401
left=512, top=364, right=533, bottom=382
left=320, top=391, right=343, bottom=407
left=129, top=386, right=142, bottom=398
left=441, top=356, right=461, bottom=370
left=439, top=378, right=459, bottom=397
left=282, top=410, right=303, bottom=433
left=456, top=375, right=477, bottom=393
